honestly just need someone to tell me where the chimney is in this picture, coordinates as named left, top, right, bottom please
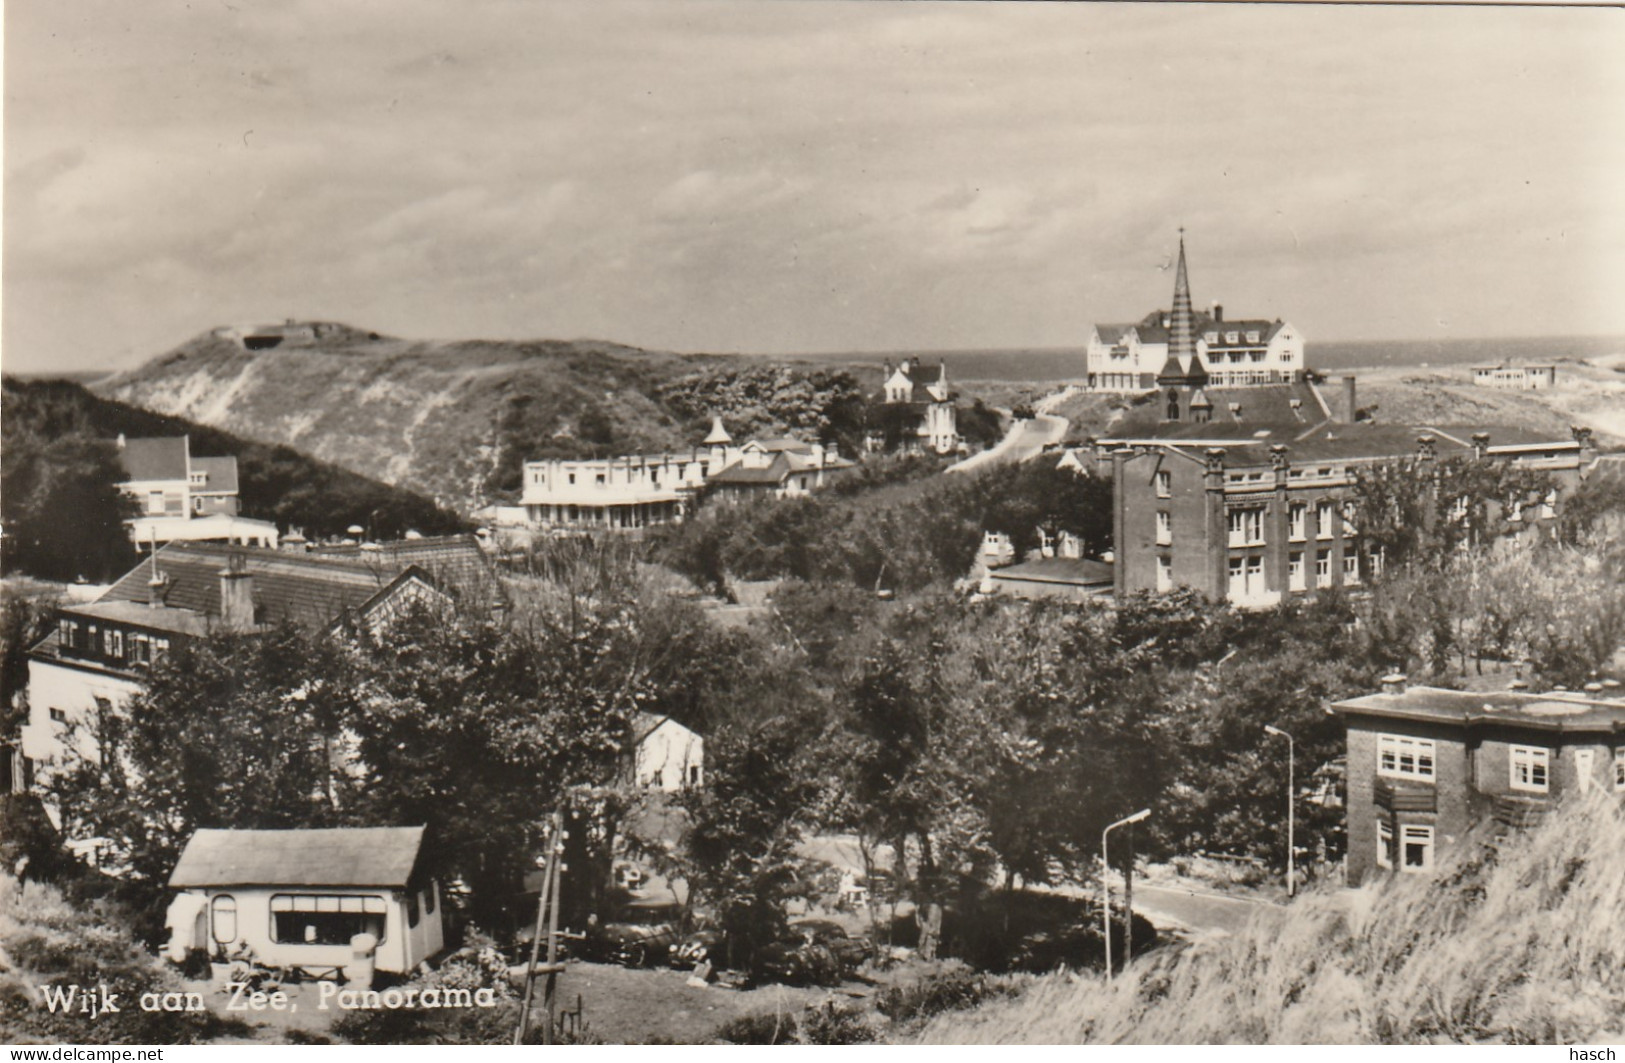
left=1471, top=432, right=1490, bottom=460
left=1211, top=302, right=1223, bottom=323
left=219, top=555, right=256, bottom=632
left=1379, top=673, right=1407, bottom=696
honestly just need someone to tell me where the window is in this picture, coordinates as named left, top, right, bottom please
left=1316, top=501, right=1335, bottom=539
left=1156, top=511, right=1172, bottom=546
left=1315, top=549, right=1332, bottom=588
left=1288, top=551, right=1305, bottom=591
left=1401, top=825, right=1434, bottom=872
left=1447, top=496, right=1468, bottom=523
left=1245, top=556, right=1264, bottom=597
left=1377, top=821, right=1394, bottom=869
left=1155, top=470, right=1171, bottom=499
left=1288, top=503, right=1307, bottom=541
left=1225, top=331, right=1239, bottom=344
left=688, top=764, right=702, bottom=787
left=1378, top=734, right=1435, bottom=780
left=424, top=883, right=437, bottom=915
left=211, top=895, right=238, bottom=944
left=568, top=473, right=577, bottom=485
left=1510, top=746, right=1550, bottom=793
left=407, top=890, right=420, bottom=928
left=1343, top=553, right=1360, bottom=585
left=1228, top=506, right=1264, bottom=547
left=50, top=708, right=68, bottom=724
left=270, top=894, right=387, bottom=946
left=109, top=630, right=124, bottom=658
left=1227, top=557, right=1244, bottom=599
left=1342, top=500, right=1359, bottom=538
left=148, top=491, right=166, bottom=515
left=1246, top=331, right=1260, bottom=343
left=1156, top=556, right=1173, bottom=592
left=1507, top=498, right=1523, bottom=523
left=1369, top=545, right=1385, bottom=577
left=1615, top=749, right=1624, bottom=791
left=595, top=473, right=606, bottom=486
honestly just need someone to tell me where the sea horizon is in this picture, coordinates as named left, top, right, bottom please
left=775, top=332, right=1625, bottom=381
left=7, top=332, right=1622, bottom=386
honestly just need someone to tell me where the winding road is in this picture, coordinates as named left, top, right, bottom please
left=946, top=385, right=1077, bottom=474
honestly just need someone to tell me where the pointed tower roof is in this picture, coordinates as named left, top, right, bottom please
left=1157, top=230, right=1209, bottom=387
left=703, top=415, right=732, bottom=446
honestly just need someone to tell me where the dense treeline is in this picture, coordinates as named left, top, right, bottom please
left=1, top=377, right=468, bottom=581
left=655, top=459, right=1113, bottom=595
left=655, top=364, right=1003, bottom=458
left=22, top=429, right=1625, bottom=975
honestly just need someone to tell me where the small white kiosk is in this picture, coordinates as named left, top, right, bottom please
left=165, top=826, right=444, bottom=977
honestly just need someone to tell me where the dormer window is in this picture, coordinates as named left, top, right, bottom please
left=1245, top=331, right=1260, bottom=343
left=1225, top=331, right=1239, bottom=344
left=1205, top=332, right=1218, bottom=344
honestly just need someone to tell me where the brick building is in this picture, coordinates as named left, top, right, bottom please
left=1104, top=424, right=1593, bottom=607
left=1332, top=678, right=1625, bottom=885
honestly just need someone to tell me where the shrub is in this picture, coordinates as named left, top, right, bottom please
left=0, top=876, right=244, bottom=1044
left=799, top=1000, right=877, bottom=1044
left=876, top=967, right=1022, bottom=1023
left=715, top=1010, right=799, bottom=1045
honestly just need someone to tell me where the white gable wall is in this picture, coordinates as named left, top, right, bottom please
left=634, top=719, right=704, bottom=792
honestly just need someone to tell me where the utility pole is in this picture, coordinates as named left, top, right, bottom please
left=1265, top=724, right=1296, bottom=898
left=514, top=808, right=567, bottom=1045
left=1101, top=808, right=1150, bottom=982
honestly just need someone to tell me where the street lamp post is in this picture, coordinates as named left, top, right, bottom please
left=1264, top=724, right=1295, bottom=899
left=1101, top=808, right=1151, bottom=982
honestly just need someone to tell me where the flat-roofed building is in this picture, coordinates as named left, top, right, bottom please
left=1332, top=678, right=1625, bottom=885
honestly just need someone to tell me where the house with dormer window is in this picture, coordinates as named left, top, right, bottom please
left=15, top=538, right=493, bottom=808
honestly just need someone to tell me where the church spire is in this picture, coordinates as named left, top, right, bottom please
left=1157, top=228, right=1207, bottom=388
left=1168, top=229, right=1195, bottom=369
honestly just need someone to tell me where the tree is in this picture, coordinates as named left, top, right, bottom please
left=48, top=625, right=359, bottom=896
left=672, top=714, right=822, bottom=968
left=1, top=433, right=137, bottom=582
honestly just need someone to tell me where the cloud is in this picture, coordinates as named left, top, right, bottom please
left=3, top=1, right=1623, bottom=371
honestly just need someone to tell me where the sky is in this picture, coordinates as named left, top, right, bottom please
left=4, top=1, right=1624, bottom=374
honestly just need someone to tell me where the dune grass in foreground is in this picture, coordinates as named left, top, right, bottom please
left=921, top=793, right=1625, bottom=1044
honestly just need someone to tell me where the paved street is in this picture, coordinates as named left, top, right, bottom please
left=1131, top=883, right=1279, bottom=937
left=947, top=406, right=1070, bottom=474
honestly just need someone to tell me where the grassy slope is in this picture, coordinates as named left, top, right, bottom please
left=93, top=327, right=707, bottom=512
left=0, top=873, right=249, bottom=1044
left=1352, top=361, right=1625, bottom=447
left=920, top=793, right=1625, bottom=1045
left=1, top=377, right=466, bottom=540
